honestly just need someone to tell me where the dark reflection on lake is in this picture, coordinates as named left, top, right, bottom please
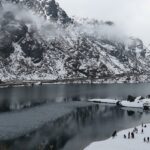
left=0, top=83, right=150, bottom=106
left=2, top=104, right=150, bottom=150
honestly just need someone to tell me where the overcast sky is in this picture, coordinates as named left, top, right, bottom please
left=57, top=0, right=150, bottom=45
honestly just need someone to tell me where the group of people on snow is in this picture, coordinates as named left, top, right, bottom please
left=112, top=123, right=150, bottom=143
left=123, top=131, right=135, bottom=139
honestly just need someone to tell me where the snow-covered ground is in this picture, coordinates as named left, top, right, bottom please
left=85, top=124, right=150, bottom=150
left=88, top=99, right=119, bottom=104
left=119, top=97, right=150, bottom=109
left=88, top=97, right=150, bottom=109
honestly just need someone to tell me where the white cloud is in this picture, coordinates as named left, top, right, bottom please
left=57, top=0, right=150, bottom=45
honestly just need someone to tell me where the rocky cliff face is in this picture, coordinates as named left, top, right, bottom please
left=4, top=0, right=72, bottom=24
left=0, top=10, right=45, bottom=62
left=0, top=0, right=150, bottom=82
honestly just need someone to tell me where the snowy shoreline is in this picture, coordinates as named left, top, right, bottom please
left=88, top=97, right=150, bottom=110
left=88, top=99, right=119, bottom=104
left=84, top=123, right=150, bottom=150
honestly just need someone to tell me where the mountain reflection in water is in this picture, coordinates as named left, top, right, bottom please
left=1, top=104, right=150, bottom=150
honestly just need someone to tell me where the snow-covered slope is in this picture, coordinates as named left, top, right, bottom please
left=85, top=124, right=150, bottom=150
left=0, top=0, right=150, bottom=82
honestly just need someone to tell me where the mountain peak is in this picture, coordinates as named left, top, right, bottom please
left=3, top=0, right=72, bottom=24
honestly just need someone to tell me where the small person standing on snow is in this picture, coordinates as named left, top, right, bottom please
left=147, top=137, right=149, bottom=142
left=136, top=128, right=138, bottom=133
left=141, top=129, right=144, bottom=134
left=134, top=127, right=138, bottom=133
left=124, top=134, right=126, bottom=139
left=112, top=130, right=117, bottom=138
left=131, top=132, right=134, bottom=139
left=128, top=132, right=130, bottom=139
left=144, top=137, right=146, bottom=142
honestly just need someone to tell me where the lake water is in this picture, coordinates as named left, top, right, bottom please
left=0, top=83, right=150, bottom=106
left=2, top=104, right=150, bottom=150
left=0, top=83, right=150, bottom=150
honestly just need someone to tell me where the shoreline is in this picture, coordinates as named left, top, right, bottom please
left=0, top=78, right=150, bottom=88
left=88, top=97, right=150, bottom=110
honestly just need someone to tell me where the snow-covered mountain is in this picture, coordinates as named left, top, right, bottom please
left=0, top=0, right=150, bottom=82
left=4, top=0, right=72, bottom=24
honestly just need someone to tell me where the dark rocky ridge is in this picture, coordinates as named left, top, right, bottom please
left=0, top=10, right=45, bottom=62
left=0, top=0, right=72, bottom=63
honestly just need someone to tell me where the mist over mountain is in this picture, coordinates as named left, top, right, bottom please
left=0, top=0, right=150, bottom=82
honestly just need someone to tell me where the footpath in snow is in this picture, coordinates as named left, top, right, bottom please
left=84, top=123, right=150, bottom=150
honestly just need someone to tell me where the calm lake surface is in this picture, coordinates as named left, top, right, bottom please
left=0, top=83, right=150, bottom=150
left=2, top=104, right=150, bottom=150
left=0, top=83, right=150, bottom=104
